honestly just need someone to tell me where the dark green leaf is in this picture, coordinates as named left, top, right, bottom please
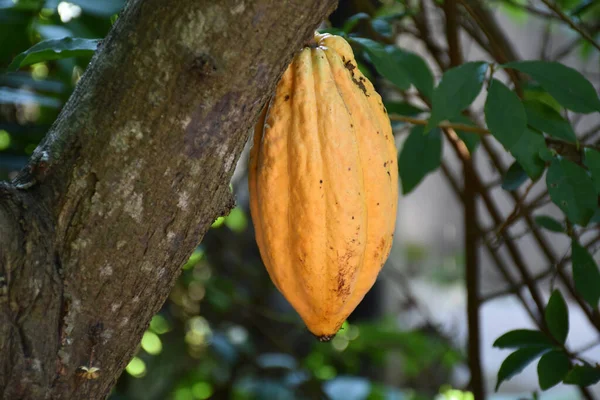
left=534, top=215, right=564, bottom=233
left=502, top=162, right=528, bottom=191
left=388, top=48, right=434, bottom=99
left=449, top=114, right=480, bottom=154
left=496, top=347, right=549, bottom=391
left=486, top=79, right=528, bottom=149
left=584, top=148, right=600, bottom=195
left=538, top=147, right=555, bottom=162
left=523, top=82, right=563, bottom=113
left=510, top=128, right=547, bottom=179
left=571, top=0, right=597, bottom=16
left=546, top=158, right=597, bottom=226
left=426, top=62, right=488, bottom=131
left=537, top=350, right=570, bottom=390
left=523, top=99, right=577, bottom=143
left=493, top=329, right=553, bottom=349
left=351, top=38, right=411, bottom=90
left=504, top=61, right=600, bottom=114
left=384, top=101, right=425, bottom=117
left=485, top=79, right=546, bottom=179
left=8, top=37, right=99, bottom=71
left=572, top=239, right=600, bottom=309
left=398, top=126, right=442, bottom=194
left=564, top=365, right=600, bottom=386
left=343, top=13, right=370, bottom=33
left=545, top=290, right=569, bottom=344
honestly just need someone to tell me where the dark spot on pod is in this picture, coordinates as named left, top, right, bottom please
left=377, top=203, right=380, bottom=206
left=352, top=216, right=354, bottom=220
left=383, top=162, right=387, bottom=167
left=348, top=167, right=351, bottom=171
left=284, top=95, right=290, bottom=101
left=320, top=179, right=323, bottom=184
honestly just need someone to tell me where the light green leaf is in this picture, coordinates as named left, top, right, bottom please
left=8, top=37, right=99, bottom=71
left=546, top=158, right=597, bottom=226
left=398, top=125, right=442, bottom=194
left=426, top=62, right=488, bottom=131
left=504, top=61, right=600, bottom=114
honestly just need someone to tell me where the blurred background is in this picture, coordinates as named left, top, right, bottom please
left=1, top=0, right=599, bottom=399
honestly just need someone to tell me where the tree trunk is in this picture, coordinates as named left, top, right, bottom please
left=0, top=0, right=337, bottom=398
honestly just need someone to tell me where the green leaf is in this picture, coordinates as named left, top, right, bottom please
left=427, top=62, right=488, bottom=131
left=449, top=114, right=480, bottom=154
left=504, top=61, right=600, bottom=114
left=342, top=13, right=370, bottom=33
left=388, top=48, right=434, bottom=99
left=572, top=239, right=600, bottom=309
left=523, top=99, right=577, bottom=143
left=537, top=350, right=570, bottom=390
left=384, top=101, right=425, bottom=117
left=398, top=126, right=442, bottom=195
left=502, top=161, right=528, bottom=191
left=351, top=38, right=411, bottom=90
left=8, top=37, right=99, bottom=71
left=534, top=215, right=564, bottom=233
left=371, top=18, right=392, bottom=37
left=493, top=329, right=553, bottom=349
left=510, top=128, right=547, bottom=179
left=485, top=79, right=546, bottom=179
left=545, top=290, right=569, bottom=344
left=523, top=82, right=562, bottom=113
left=496, top=347, right=549, bottom=391
left=564, top=365, right=600, bottom=386
left=584, top=148, right=600, bottom=195
left=546, top=158, right=597, bottom=226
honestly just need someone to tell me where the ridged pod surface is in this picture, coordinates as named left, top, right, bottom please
left=248, top=32, right=398, bottom=340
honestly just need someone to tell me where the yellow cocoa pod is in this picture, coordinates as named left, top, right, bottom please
left=248, top=32, right=398, bottom=341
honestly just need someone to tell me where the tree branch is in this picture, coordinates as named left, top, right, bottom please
left=0, top=0, right=338, bottom=398
left=539, top=0, right=600, bottom=52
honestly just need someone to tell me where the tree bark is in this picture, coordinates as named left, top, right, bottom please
left=0, top=0, right=338, bottom=398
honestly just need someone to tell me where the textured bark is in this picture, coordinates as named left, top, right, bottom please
left=0, top=0, right=338, bottom=398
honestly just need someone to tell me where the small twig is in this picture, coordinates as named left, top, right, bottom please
left=581, top=122, right=600, bottom=143
left=494, top=180, right=536, bottom=238
left=389, top=115, right=490, bottom=135
left=539, top=0, right=600, bottom=52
